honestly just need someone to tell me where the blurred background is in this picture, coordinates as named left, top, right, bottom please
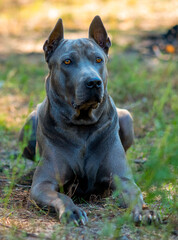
left=0, top=0, right=177, bottom=54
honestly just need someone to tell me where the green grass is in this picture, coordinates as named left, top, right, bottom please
left=0, top=47, right=177, bottom=239
left=1, top=54, right=47, bottom=100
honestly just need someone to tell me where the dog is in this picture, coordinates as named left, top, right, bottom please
left=19, top=16, right=158, bottom=226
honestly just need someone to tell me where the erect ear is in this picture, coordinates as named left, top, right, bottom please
left=43, top=18, right=64, bottom=62
left=89, top=16, right=111, bottom=55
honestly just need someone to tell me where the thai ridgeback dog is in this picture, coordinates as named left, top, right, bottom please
left=19, top=16, right=159, bottom=226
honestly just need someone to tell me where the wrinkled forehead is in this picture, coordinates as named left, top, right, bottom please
left=54, top=38, right=106, bottom=58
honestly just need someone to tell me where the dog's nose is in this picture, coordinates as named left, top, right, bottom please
left=86, top=79, right=102, bottom=89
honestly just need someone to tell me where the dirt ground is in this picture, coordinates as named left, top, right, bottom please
left=1, top=181, right=177, bottom=240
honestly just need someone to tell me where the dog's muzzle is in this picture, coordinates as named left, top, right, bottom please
left=73, top=78, right=104, bottom=110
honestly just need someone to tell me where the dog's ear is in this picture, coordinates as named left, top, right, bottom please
left=43, top=18, right=64, bottom=62
left=89, top=16, right=111, bottom=55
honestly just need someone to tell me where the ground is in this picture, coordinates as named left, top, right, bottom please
left=0, top=1, right=178, bottom=239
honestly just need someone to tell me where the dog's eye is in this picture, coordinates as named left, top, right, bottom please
left=96, top=57, right=103, bottom=63
left=64, top=59, right=71, bottom=65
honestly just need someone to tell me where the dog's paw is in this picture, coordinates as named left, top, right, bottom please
left=133, top=205, right=161, bottom=226
left=59, top=205, right=88, bottom=226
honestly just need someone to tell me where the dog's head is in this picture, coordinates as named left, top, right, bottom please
left=43, top=16, right=111, bottom=119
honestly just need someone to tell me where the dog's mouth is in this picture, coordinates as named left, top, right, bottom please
left=71, top=98, right=102, bottom=120
left=72, top=93, right=103, bottom=109
left=72, top=101, right=99, bottom=110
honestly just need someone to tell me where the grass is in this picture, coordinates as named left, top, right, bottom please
left=0, top=38, right=177, bottom=239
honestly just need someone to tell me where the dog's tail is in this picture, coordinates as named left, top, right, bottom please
left=19, top=110, right=37, bottom=161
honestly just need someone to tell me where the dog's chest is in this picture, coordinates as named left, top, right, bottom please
left=56, top=112, right=118, bottom=194
left=60, top=129, right=96, bottom=180
left=65, top=138, right=111, bottom=196
left=74, top=140, right=97, bottom=176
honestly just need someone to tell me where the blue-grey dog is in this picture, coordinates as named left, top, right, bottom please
left=19, top=16, right=158, bottom=226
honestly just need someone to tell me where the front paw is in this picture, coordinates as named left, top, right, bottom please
left=133, top=205, right=161, bottom=226
left=59, top=205, right=88, bottom=226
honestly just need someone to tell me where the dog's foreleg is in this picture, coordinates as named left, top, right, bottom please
left=109, top=139, right=158, bottom=225
left=30, top=181, right=88, bottom=225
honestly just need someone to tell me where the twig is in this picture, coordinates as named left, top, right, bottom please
left=124, top=97, right=148, bottom=110
left=134, top=159, right=147, bottom=164
left=0, top=179, right=31, bottom=188
left=152, top=45, right=171, bottom=61
left=0, top=223, right=51, bottom=239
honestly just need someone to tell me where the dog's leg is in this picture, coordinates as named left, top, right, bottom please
left=117, top=108, right=134, bottom=151
left=19, top=110, right=37, bottom=160
left=30, top=180, right=88, bottom=225
left=106, top=137, right=159, bottom=225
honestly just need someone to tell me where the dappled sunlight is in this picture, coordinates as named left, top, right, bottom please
left=0, top=36, right=44, bottom=54
left=0, top=0, right=177, bottom=54
left=1, top=0, right=177, bottom=35
left=0, top=94, right=29, bottom=129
